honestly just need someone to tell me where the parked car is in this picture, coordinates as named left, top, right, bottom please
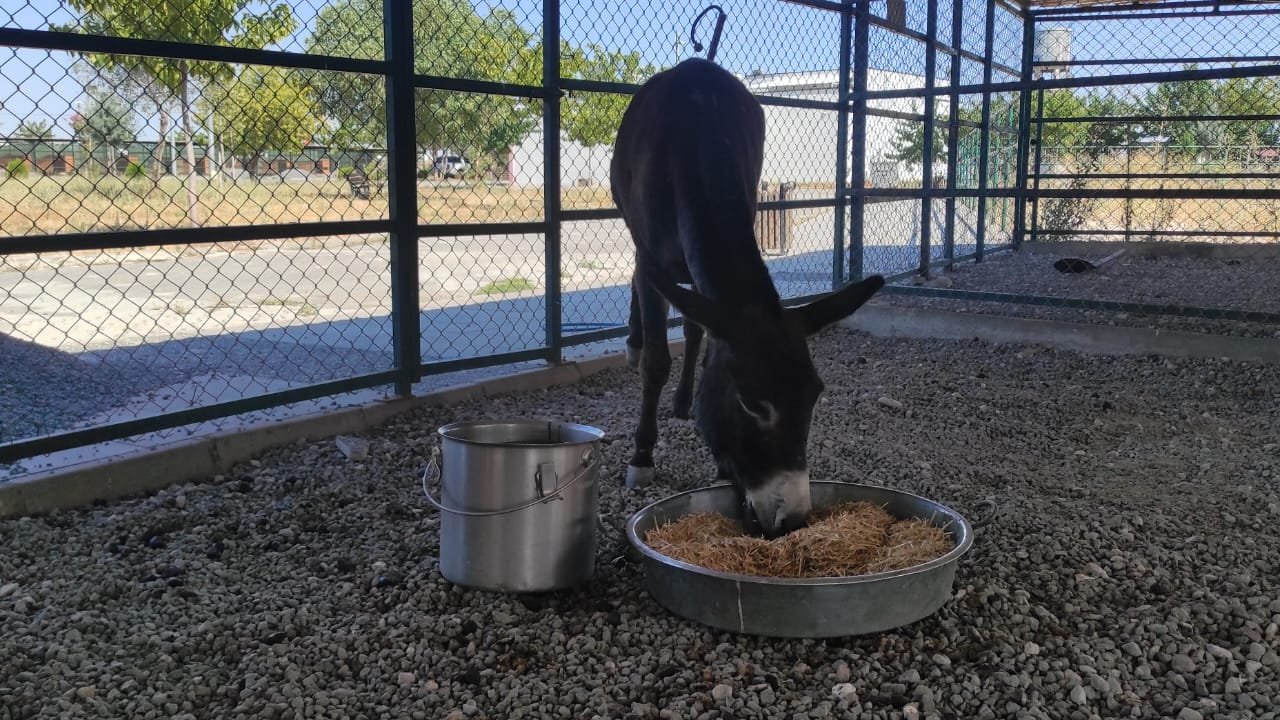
left=431, top=154, right=470, bottom=178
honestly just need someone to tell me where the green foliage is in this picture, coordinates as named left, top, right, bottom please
left=15, top=120, right=54, bottom=140
left=201, top=66, right=322, bottom=176
left=1142, top=65, right=1221, bottom=156
left=337, top=165, right=354, bottom=178
left=560, top=43, right=655, bottom=147
left=56, top=0, right=295, bottom=94
left=1038, top=89, right=1089, bottom=151
left=887, top=116, right=946, bottom=165
left=476, top=276, right=534, bottom=295
left=1219, top=75, right=1280, bottom=148
left=124, top=160, right=147, bottom=179
left=307, top=0, right=649, bottom=156
left=5, top=158, right=28, bottom=179
left=1083, top=94, right=1140, bottom=149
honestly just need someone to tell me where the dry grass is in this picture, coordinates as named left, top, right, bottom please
left=1043, top=150, right=1280, bottom=238
left=0, top=174, right=615, bottom=238
left=644, top=501, right=954, bottom=579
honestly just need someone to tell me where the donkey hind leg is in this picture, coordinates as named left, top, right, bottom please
left=625, top=276, right=643, bottom=369
left=626, top=276, right=673, bottom=490
left=672, top=317, right=703, bottom=420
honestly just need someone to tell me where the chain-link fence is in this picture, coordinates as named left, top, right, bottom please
left=3, top=0, right=1278, bottom=467
left=882, top=0, right=1280, bottom=342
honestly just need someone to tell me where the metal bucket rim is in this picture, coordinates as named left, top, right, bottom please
left=437, top=419, right=605, bottom=448
left=625, top=481, right=974, bottom=587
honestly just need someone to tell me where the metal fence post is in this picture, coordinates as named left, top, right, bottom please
left=975, top=0, right=996, bottom=262
left=1029, top=86, right=1046, bottom=242
left=919, top=0, right=938, bottom=277
left=848, top=0, right=871, bottom=283
left=944, top=0, right=963, bottom=271
left=543, top=0, right=563, bottom=364
left=384, top=0, right=420, bottom=395
left=833, top=0, right=853, bottom=289
left=1013, top=13, right=1036, bottom=249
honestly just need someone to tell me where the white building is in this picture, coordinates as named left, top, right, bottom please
left=506, top=66, right=944, bottom=188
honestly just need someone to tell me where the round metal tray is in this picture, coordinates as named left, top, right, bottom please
left=625, top=481, right=974, bottom=638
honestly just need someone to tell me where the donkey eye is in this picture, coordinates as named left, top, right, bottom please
left=738, top=396, right=778, bottom=426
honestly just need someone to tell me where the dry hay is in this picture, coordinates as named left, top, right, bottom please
left=643, top=501, right=954, bottom=578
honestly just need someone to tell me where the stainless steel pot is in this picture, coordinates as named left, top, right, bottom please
left=625, top=481, right=974, bottom=637
left=423, top=420, right=604, bottom=593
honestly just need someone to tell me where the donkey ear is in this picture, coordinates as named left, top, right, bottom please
left=634, top=255, right=733, bottom=340
left=788, top=274, right=886, bottom=337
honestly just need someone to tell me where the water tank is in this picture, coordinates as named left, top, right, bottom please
left=1034, top=27, right=1072, bottom=67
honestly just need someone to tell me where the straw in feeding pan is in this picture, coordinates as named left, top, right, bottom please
left=644, top=501, right=954, bottom=578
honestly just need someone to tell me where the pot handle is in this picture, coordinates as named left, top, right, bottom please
left=421, top=446, right=598, bottom=518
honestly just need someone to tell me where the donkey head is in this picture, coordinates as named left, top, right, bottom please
left=646, top=263, right=885, bottom=538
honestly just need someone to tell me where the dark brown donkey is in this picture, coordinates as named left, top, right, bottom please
left=610, top=57, right=885, bottom=538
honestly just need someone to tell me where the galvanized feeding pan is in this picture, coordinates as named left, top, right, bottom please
left=625, top=481, right=974, bottom=638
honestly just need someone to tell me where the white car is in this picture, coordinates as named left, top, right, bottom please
left=431, top=154, right=470, bottom=178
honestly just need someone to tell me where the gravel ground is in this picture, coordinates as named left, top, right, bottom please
left=3, top=328, right=1280, bottom=720
left=888, top=249, right=1280, bottom=339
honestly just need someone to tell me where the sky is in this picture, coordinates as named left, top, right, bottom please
left=3, top=0, right=1280, bottom=138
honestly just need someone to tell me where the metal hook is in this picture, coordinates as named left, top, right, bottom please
left=690, top=5, right=728, bottom=63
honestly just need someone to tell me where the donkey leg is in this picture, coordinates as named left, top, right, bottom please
left=626, top=277, right=672, bottom=490
left=672, top=318, right=703, bottom=420
left=625, top=277, right=643, bottom=369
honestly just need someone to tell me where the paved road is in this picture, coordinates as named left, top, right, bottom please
left=0, top=199, right=980, bottom=450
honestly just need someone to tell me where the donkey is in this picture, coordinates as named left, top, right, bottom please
left=610, top=57, right=885, bottom=539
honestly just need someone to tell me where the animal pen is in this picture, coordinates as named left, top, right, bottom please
left=1, top=0, right=1279, bottom=468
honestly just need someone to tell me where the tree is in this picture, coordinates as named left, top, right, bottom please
left=306, top=0, right=651, bottom=163
left=560, top=43, right=655, bottom=148
left=1037, top=89, right=1089, bottom=154
left=1218, top=75, right=1280, bottom=149
left=15, top=120, right=54, bottom=140
left=1084, top=94, right=1140, bottom=150
left=1142, top=65, right=1220, bottom=158
left=70, top=86, right=137, bottom=174
left=56, top=0, right=296, bottom=223
left=201, top=66, right=322, bottom=179
left=887, top=116, right=947, bottom=165
left=308, top=0, right=539, bottom=159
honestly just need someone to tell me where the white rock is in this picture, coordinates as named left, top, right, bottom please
left=1225, top=677, right=1243, bottom=694
left=831, top=683, right=858, bottom=703
left=711, top=684, right=733, bottom=702
left=878, top=396, right=904, bottom=410
left=1024, top=641, right=1041, bottom=656
left=396, top=672, right=415, bottom=686
left=903, top=703, right=921, bottom=720
left=1069, top=686, right=1087, bottom=705
left=335, top=435, right=370, bottom=460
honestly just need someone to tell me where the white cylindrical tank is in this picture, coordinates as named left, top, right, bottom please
left=1034, top=27, right=1072, bottom=67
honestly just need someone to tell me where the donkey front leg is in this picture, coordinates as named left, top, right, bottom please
left=671, top=317, right=703, bottom=420
left=626, top=276, right=673, bottom=490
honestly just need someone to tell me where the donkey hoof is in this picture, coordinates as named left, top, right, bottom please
left=625, top=345, right=641, bottom=369
left=625, top=464, right=655, bottom=490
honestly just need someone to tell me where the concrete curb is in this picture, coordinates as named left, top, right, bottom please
left=844, top=303, right=1280, bottom=362
left=0, top=342, right=682, bottom=519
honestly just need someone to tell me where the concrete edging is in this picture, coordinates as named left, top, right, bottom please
left=844, top=303, right=1280, bottom=362
left=0, top=343, right=682, bottom=519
